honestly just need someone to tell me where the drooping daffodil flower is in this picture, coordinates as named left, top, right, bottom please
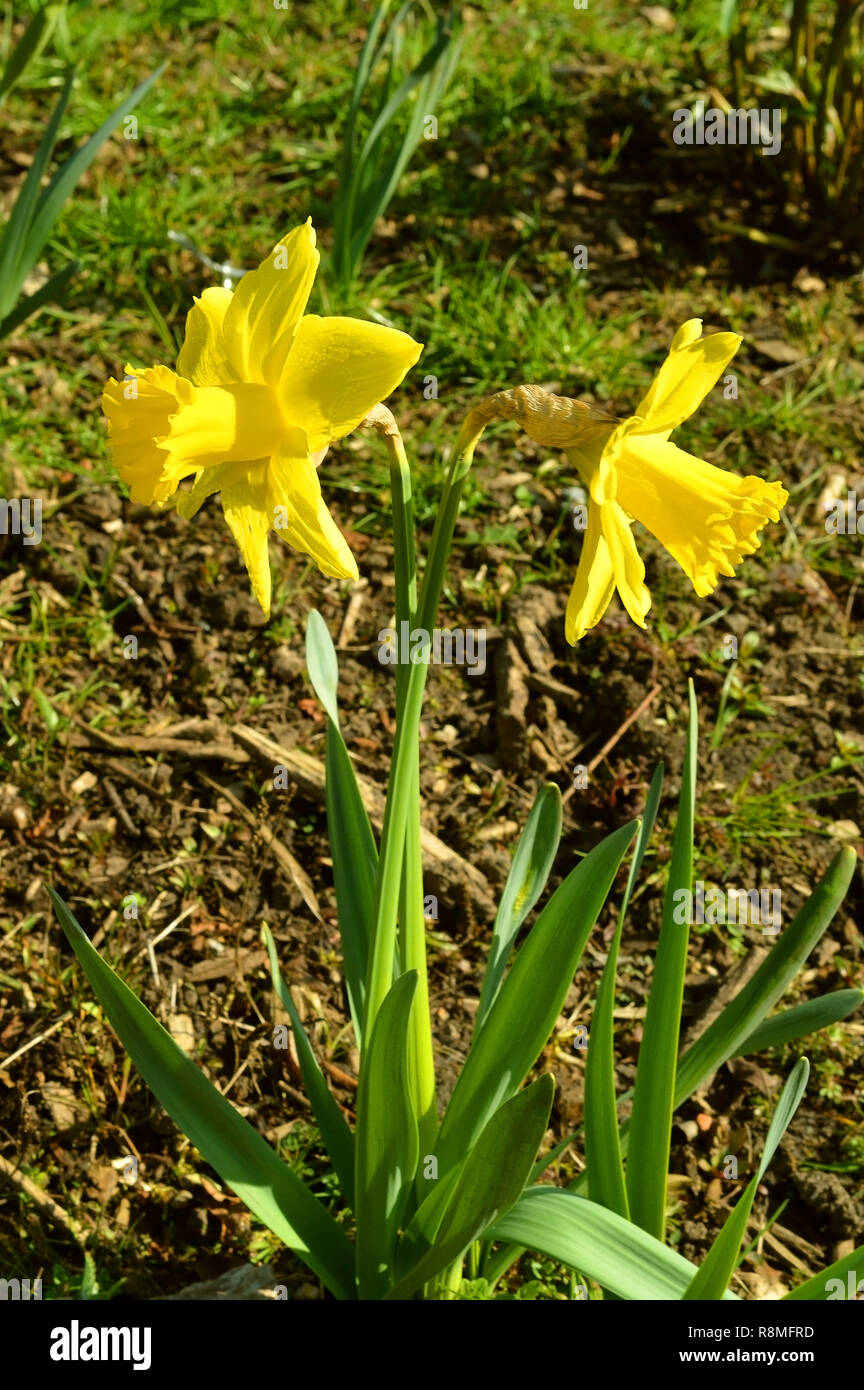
left=562, top=319, right=788, bottom=643
left=103, top=219, right=422, bottom=616
left=457, top=321, right=787, bottom=645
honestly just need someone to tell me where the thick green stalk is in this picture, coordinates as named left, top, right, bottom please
left=364, top=419, right=482, bottom=1033
left=385, top=418, right=437, bottom=1156
left=358, top=405, right=438, bottom=1162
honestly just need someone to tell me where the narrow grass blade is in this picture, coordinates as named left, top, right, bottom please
left=585, top=762, right=664, bottom=1219
left=435, top=818, right=637, bottom=1172
left=682, top=1058, right=809, bottom=1300
left=475, top=783, right=562, bottom=1032
left=51, top=890, right=355, bottom=1300
left=735, top=989, right=863, bottom=1055
left=627, top=682, right=698, bottom=1239
left=486, top=1188, right=740, bottom=1301
left=388, top=1075, right=554, bottom=1299
left=355, top=971, right=419, bottom=1298
left=262, top=925, right=355, bottom=1208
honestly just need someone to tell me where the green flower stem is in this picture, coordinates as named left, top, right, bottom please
left=365, top=408, right=438, bottom=1156
left=364, top=419, right=483, bottom=1041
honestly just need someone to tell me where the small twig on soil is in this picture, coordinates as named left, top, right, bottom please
left=0, top=1150, right=87, bottom=1246
left=762, top=1227, right=813, bottom=1275
left=200, top=774, right=322, bottom=921
left=681, top=946, right=771, bottom=1053
left=230, top=723, right=496, bottom=920
left=102, top=758, right=174, bottom=798
left=103, top=777, right=138, bottom=835
left=2, top=1010, right=74, bottom=1070
left=145, top=904, right=198, bottom=954
left=563, top=682, right=662, bottom=803
left=323, top=1060, right=359, bottom=1091
left=338, top=578, right=369, bottom=648
left=68, top=719, right=249, bottom=763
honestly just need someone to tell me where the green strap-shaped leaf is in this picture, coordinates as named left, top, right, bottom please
left=50, top=890, right=355, bottom=1301
left=674, top=846, right=857, bottom=1104
left=306, top=610, right=341, bottom=728
left=326, top=728, right=377, bottom=1049
left=355, top=971, right=419, bottom=1298
left=492, top=776, right=857, bottom=1292
left=783, top=1244, right=864, bottom=1300
left=0, top=258, right=80, bottom=338
left=560, top=846, right=856, bottom=1210
left=389, top=1075, right=555, bottom=1299
left=262, top=925, right=355, bottom=1208
left=351, top=17, right=461, bottom=269
left=475, top=783, right=563, bottom=1032
left=435, top=818, right=637, bottom=1173
left=627, top=682, right=698, bottom=1239
left=585, top=762, right=664, bottom=1221
left=486, top=1187, right=740, bottom=1301
left=0, top=68, right=73, bottom=317
left=0, top=3, right=66, bottom=109
left=735, top=988, right=863, bottom=1056
left=13, top=64, right=164, bottom=300
left=333, top=0, right=394, bottom=282
left=682, top=1058, right=810, bottom=1300
left=305, top=612, right=378, bottom=1048
left=334, top=3, right=460, bottom=284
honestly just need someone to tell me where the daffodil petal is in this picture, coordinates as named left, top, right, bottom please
left=279, top=315, right=423, bottom=451
left=223, top=219, right=320, bottom=386
left=175, top=460, right=250, bottom=519
left=600, top=499, right=651, bottom=628
left=220, top=461, right=272, bottom=618
left=633, top=321, right=741, bottom=436
left=565, top=502, right=616, bottom=644
left=266, top=436, right=359, bottom=582
left=176, top=286, right=239, bottom=386
left=614, top=431, right=788, bottom=596
left=565, top=432, right=616, bottom=506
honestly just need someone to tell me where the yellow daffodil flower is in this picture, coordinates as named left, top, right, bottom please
left=103, top=219, right=422, bottom=616
left=562, top=319, right=788, bottom=644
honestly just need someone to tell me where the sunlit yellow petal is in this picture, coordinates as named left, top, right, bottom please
left=279, top=315, right=423, bottom=451
left=175, top=460, right=246, bottom=519
left=565, top=430, right=615, bottom=506
left=266, top=434, right=359, bottom=581
left=103, top=366, right=286, bottom=504
left=176, top=286, right=239, bottom=386
left=565, top=502, right=616, bottom=644
left=220, top=462, right=272, bottom=617
left=223, top=219, right=319, bottom=385
left=599, top=499, right=651, bottom=628
left=613, top=428, right=788, bottom=596
left=633, top=320, right=740, bottom=437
